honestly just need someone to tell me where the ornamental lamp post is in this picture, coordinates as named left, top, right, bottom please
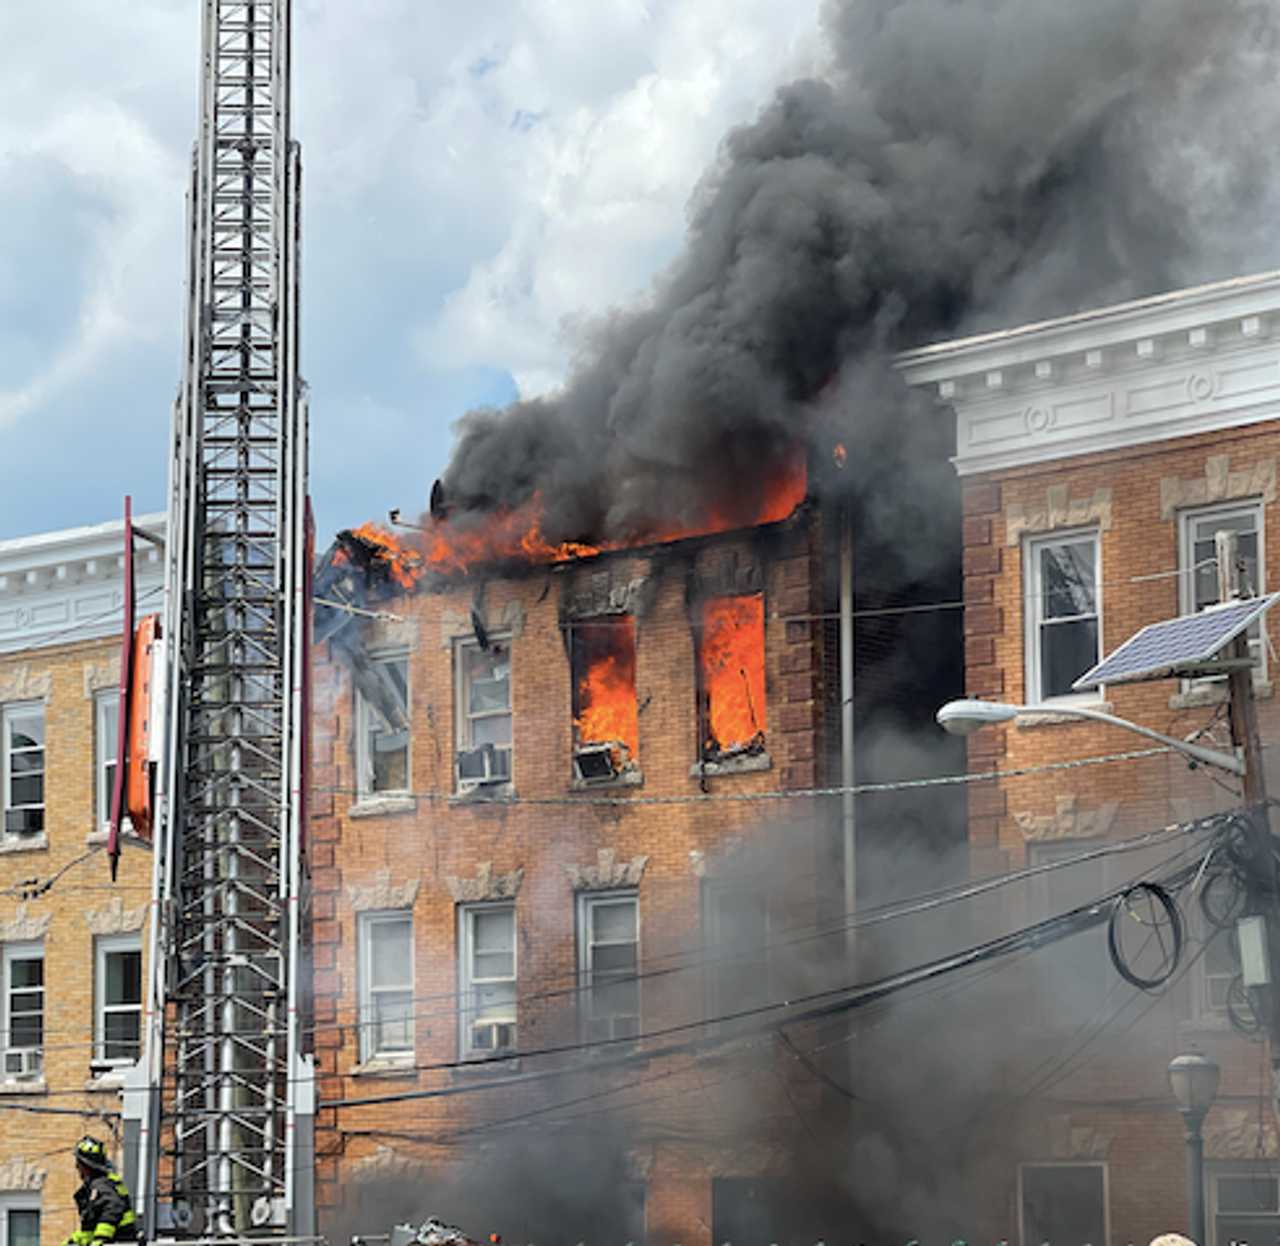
left=1168, top=1052, right=1220, bottom=1246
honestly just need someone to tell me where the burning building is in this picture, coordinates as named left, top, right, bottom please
left=305, top=0, right=1280, bottom=1238
left=307, top=418, right=970, bottom=1242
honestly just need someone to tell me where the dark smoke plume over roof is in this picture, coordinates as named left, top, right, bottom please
left=440, top=0, right=1280, bottom=543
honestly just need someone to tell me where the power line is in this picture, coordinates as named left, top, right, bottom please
left=323, top=843, right=1203, bottom=1110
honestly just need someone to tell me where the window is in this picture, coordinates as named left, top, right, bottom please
left=95, top=936, right=142, bottom=1066
left=697, top=595, right=767, bottom=762
left=1208, top=1163, right=1280, bottom=1246
left=357, top=912, right=413, bottom=1062
left=1180, top=501, right=1266, bottom=682
left=702, top=882, right=771, bottom=1023
left=2, top=704, right=44, bottom=838
left=1193, top=922, right=1237, bottom=1026
left=1026, top=841, right=1110, bottom=1024
left=0, top=1199, right=39, bottom=1246
left=577, top=892, right=639, bottom=1043
left=356, top=654, right=410, bottom=797
left=455, top=641, right=512, bottom=789
left=1018, top=1163, right=1107, bottom=1246
left=458, top=904, right=516, bottom=1058
left=1025, top=532, right=1101, bottom=701
left=96, top=692, right=120, bottom=831
left=2, top=944, right=43, bottom=1078
left=571, top=618, right=639, bottom=781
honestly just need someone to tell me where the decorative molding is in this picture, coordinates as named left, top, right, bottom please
left=444, top=862, right=523, bottom=903
left=85, top=895, right=147, bottom=936
left=345, top=870, right=420, bottom=912
left=690, top=837, right=749, bottom=878
left=0, top=1157, right=46, bottom=1191
left=1205, top=1107, right=1277, bottom=1159
left=1045, top=1115, right=1114, bottom=1161
left=0, top=513, right=166, bottom=655
left=350, top=1145, right=422, bottom=1179
left=0, top=905, right=50, bottom=942
left=1006, top=486, right=1112, bottom=545
left=1159, top=453, right=1277, bottom=518
left=1014, top=795, right=1119, bottom=842
left=83, top=656, right=122, bottom=698
left=565, top=849, right=649, bottom=891
left=0, top=665, right=51, bottom=704
left=438, top=602, right=526, bottom=649
left=561, top=570, right=657, bottom=620
left=365, top=615, right=418, bottom=652
left=895, top=272, right=1280, bottom=476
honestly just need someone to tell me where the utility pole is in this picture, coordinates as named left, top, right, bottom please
left=1217, top=529, right=1280, bottom=1123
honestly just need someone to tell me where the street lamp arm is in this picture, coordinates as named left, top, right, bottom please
left=1018, top=703, right=1245, bottom=776
left=935, top=698, right=1245, bottom=777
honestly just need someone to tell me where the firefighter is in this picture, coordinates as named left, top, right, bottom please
left=67, top=1137, right=138, bottom=1246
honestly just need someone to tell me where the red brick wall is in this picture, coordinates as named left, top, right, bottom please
left=309, top=517, right=828, bottom=1241
left=962, top=422, right=1280, bottom=1242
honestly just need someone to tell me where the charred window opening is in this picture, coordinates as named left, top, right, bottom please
left=356, top=654, right=409, bottom=797
left=571, top=618, right=639, bottom=783
left=697, top=594, right=767, bottom=763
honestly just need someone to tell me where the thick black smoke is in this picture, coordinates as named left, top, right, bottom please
left=440, top=0, right=1280, bottom=543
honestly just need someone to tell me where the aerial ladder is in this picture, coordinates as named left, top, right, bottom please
left=117, top=0, right=315, bottom=1238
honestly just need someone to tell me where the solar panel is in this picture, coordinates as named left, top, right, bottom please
left=1072, top=593, right=1280, bottom=690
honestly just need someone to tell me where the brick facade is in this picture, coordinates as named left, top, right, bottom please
left=0, top=518, right=162, bottom=1246
left=899, top=275, right=1280, bottom=1245
left=309, top=517, right=833, bottom=1242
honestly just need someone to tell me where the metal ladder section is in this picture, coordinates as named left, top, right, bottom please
left=127, top=2, right=313, bottom=1238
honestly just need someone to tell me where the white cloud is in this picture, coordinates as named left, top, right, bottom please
left=0, top=0, right=825, bottom=532
left=405, top=0, right=826, bottom=395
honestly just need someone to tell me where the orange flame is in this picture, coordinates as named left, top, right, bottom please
left=700, top=595, right=767, bottom=755
left=574, top=619, right=639, bottom=764
left=348, top=521, right=427, bottom=590
left=422, top=452, right=807, bottom=576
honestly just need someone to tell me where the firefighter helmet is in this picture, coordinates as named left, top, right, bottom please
left=75, top=1136, right=110, bottom=1174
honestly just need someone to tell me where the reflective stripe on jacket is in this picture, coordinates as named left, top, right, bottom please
left=73, top=1173, right=138, bottom=1243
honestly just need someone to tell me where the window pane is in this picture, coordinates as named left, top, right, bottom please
left=474, top=950, right=515, bottom=980
left=592, top=980, right=640, bottom=1018
left=10, top=752, right=42, bottom=775
left=9, top=712, right=43, bottom=747
left=10, top=1013, right=41, bottom=1049
left=475, top=981, right=516, bottom=1019
left=469, top=676, right=510, bottom=715
left=1217, top=1174, right=1279, bottom=1212
left=10, top=960, right=41, bottom=990
left=1040, top=543, right=1096, bottom=618
left=100, top=696, right=119, bottom=755
left=472, top=909, right=514, bottom=954
left=472, top=715, right=512, bottom=747
left=10, top=776, right=43, bottom=807
left=592, top=944, right=637, bottom=976
left=104, top=1011, right=141, bottom=1061
left=592, top=901, right=637, bottom=943
left=1040, top=618, right=1099, bottom=698
left=1021, top=1165, right=1106, bottom=1244
left=373, top=991, right=413, bottom=1051
left=1193, top=515, right=1260, bottom=609
left=8, top=1209, right=39, bottom=1246
left=369, top=920, right=411, bottom=989
left=105, top=950, right=142, bottom=1007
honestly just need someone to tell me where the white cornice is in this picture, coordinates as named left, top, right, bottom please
left=0, top=514, right=167, bottom=654
left=895, top=271, right=1280, bottom=476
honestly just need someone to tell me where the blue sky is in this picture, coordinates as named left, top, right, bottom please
left=0, top=0, right=821, bottom=545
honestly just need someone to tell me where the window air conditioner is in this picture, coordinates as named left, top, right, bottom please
left=3, top=1048, right=42, bottom=1080
left=573, top=742, right=621, bottom=783
left=470, top=1020, right=515, bottom=1054
left=3, top=809, right=43, bottom=837
left=455, top=744, right=510, bottom=788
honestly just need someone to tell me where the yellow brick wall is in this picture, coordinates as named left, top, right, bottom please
left=0, top=635, right=151, bottom=1244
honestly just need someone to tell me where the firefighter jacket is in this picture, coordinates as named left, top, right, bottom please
left=70, top=1172, right=138, bottom=1245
